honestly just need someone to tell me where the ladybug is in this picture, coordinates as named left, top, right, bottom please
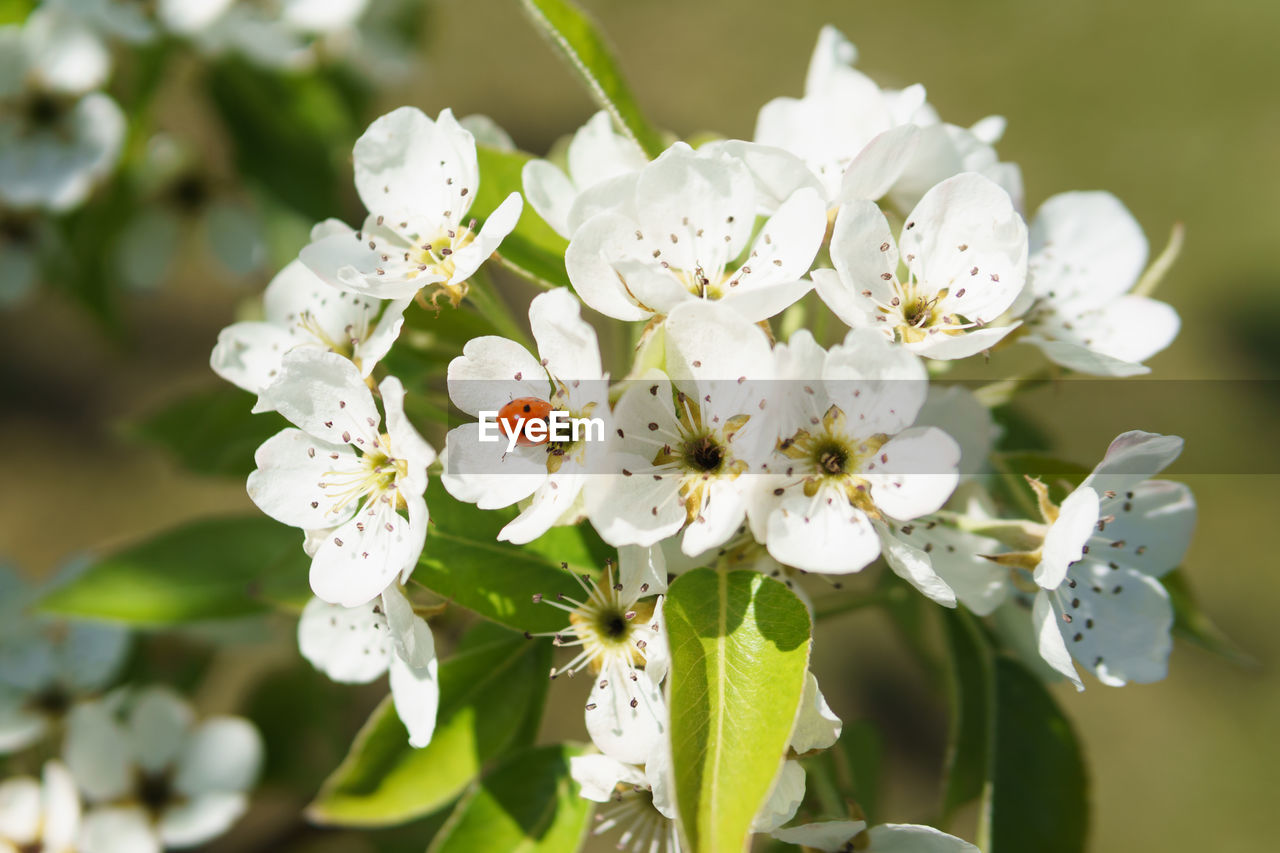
left=498, top=397, right=554, bottom=446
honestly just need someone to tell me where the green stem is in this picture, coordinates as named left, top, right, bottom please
left=467, top=268, right=534, bottom=350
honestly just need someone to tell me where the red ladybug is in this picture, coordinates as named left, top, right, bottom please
left=498, top=397, right=554, bottom=446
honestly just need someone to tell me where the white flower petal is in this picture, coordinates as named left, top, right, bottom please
left=765, top=494, right=880, bottom=575
left=297, top=597, right=391, bottom=684
left=446, top=336, right=548, bottom=419
left=701, top=140, right=824, bottom=211
left=174, top=718, right=262, bottom=797
left=568, top=754, right=646, bottom=803
left=1056, top=564, right=1173, bottom=687
left=79, top=806, right=160, bottom=853
left=680, top=479, right=748, bottom=557
left=790, top=672, right=842, bottom=753
left=521, top=159, right=577, bottom=238
left=772, top=820, right=867, bottom=852
left=866, top=823, right=980, bottom=852
left=448, top=191, right=522, bottom=284
left=439, top=425, right=546, bottom=509
left=876, top=522, right=957, bottom=607
left=585, top=664, right=665, bottom=766
left=247, top=428, right=359, bottom=530
left=751, top=759, right=805, bottom=833
left=823, top=329, right=928, bottom=436
left=128, top=687, right=193, bottom=775
left=0, top=776, right=39, bottom=844
left=900, top=172, right=1027, bottom=324
left=1081, top=431, right=1183, bottom=499
left=1032, top=591, right=1083, bottom=691
left=838, top=124, right=922, bottom=203
left=822, top=199, right=899, bottom=328
left=564, top=211, right=654, bottom=321
left=388, top=652, right=440, bottom=748
left=255, top=349, right=382, bottom=449
left=353, top=107, right=476, bottom=224
left=379, top=375, right=436, bottom=481
left=41, top=761, right=80, bottom=852
left=566, top=111, right=647, bottom=192
left=157, top=793, right=246, bottom=849
left=863, top=427, right=960, bottom=521
left=1096, top=480, right=1195, bottom=577
left=528, top=287, right=603, bottom=381
left=1027, top=191, right=1147, bottom=307
left=1035, top=486, right=1099, bottom=589
left=63, top=701, right=133, bottom=802
left=210, top=322, right=296, bottom=395
left=897, top=522, right=1008, bottom=616
left=308, top=498, right=423, bottom=608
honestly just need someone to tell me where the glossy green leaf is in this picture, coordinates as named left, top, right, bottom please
left=940, top=607, right=994, bottom=819
left=981, top=657, right=1089, bottom=853
left=309, top=625, right=551, bottom=827
left=129, top=385, right=288, bottom=478
left=517, top=0, right=666, bottom=159
left=1164, top=568, right=1256, bottom=667
left=412, top=481, right=607, bottom=634
left=426, top=744, right=591, bottom=853
left=665, top=569, right=812, bottom=853
left=37, top=517, right=309, bottom=624
left=473, top=144, right=572, bottom=290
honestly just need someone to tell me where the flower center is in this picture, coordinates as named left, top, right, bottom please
left=682, top=432, right=725, bottom=473
left=136, top=770, right=177, bottom=815
left=407, top=224, right=478, bottom=308
left=534, top=562, right=659, bottom=679
left=320, top=446, right=407, bottom=518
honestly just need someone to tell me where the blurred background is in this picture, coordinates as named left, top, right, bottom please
left=2, top=0, right=1278, bottom=851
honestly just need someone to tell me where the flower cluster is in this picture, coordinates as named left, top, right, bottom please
left=212, top=23, right=1196, bottom=851
left=0, top=565, right=262, bottom=853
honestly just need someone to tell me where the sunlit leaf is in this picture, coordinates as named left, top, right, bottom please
left=665, top=569, right=812, bottom=853
left=411, top=481, right=609, bottom=634
left=37, top=517, right=309, bottom=624
left=308, top=624, right=551, bottom=827
left=426, top=744, right=591, bottom=853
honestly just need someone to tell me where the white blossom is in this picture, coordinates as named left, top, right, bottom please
left=747, top=329, right=961, bottom=602
left=63, top=687, right=262, bottom=853
left=212, top=224, right=409, bottom=396
left=248, top=349, right=435, bottom=608
left=300, top=106, right=521, bottom=306
left=297, top=585, right=439, bottom=747
left=522, top=110, right=647, bottom=239
left=565, top=142, right=825, bottom=323
left=773, top=820, right=979, bottom=852
left=587, top=301, right=778, bottom=557
left=442, top=288, right=610, bottom=544
left=814, top=172, right=1028, bottom=360
left=1015, top=191, right=1179, bottom=375
left=0, top=7, right=124, bottom=212
left=1004, top=431, right=1195, bottom=689
left=0, top=761, right=80, bottom=853
left=0, top=564, right=129, bottom=755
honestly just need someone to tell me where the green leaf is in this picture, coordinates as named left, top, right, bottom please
left=206, top=58, right=355, bottom=221
left=38, top=517, right=309, bottom=624
left=129, top=385, right=288, bottom=478
left=426, top=744, right=591, bottom=853
left=473, top=145, right=572, bottom=290
left=940, top=607, right=994, bottom=819
left=1164, top=568, right=1256, bottom=666
left=309, top=625, right=551, bottom=827
left=665, top=569, right=812, bottom=853
left=982, top=657, right=1089, bottom=853
left=517, top=0, right=666, bottom=159
left=412, top=481, right=606, bottom=634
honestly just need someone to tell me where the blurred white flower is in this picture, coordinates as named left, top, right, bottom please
left=814, top=172, right=1028, bottom=360
left=442, top=288, right=610, bottom=544
left=300, top=106, right=521, bottom=306
left=0, top=761, right=80, bottom=853
left=248, top=350, right=436, bottom=608
left=63, top=687, right=262, bottom=853
left=1015, top=191, right=1180, bottom=375
left=0, top=564, right=130, bottom=755
left=298, top=585, right=439, bottom=747
left=0, top=7, right=124, bottom=212
left=565, top=141, right=825, bottom=323
left=211, top=225, right=409, bottom=395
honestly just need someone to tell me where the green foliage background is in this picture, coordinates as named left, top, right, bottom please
left=2, top=1, right=1277, bottom=851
